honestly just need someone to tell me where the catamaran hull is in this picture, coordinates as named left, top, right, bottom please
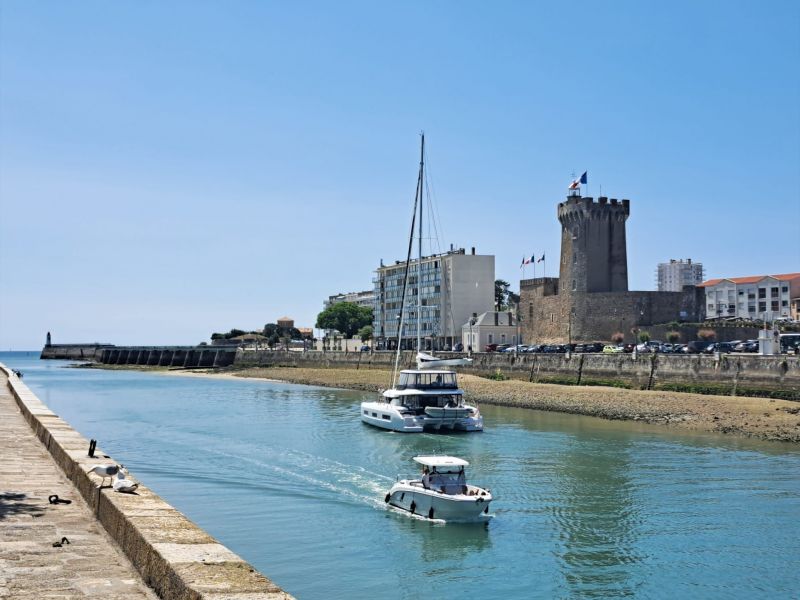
left=385, top=482, right=492, bottom=522
left=360, top=402, right=483, bottom=433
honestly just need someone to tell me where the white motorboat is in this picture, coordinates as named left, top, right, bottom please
left=361, top=364, right=482, bottom=432
left=360, top=134, right=482, bottom=433
left=384, top=456, right=492, bottom=522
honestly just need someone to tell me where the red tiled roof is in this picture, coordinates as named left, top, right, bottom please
left=698, top=273, right=800, bottom=287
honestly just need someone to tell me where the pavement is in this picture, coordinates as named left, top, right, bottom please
left=0, top=371, right=158, bottom=599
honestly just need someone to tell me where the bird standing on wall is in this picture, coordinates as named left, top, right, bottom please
left=87, top=464, right=122, bottom=488
left=112, top=466, right=139, bottom=493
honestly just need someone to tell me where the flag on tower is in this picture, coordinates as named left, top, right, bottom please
left=520, top=254, right=535, bottom=267
left=568, top=171, right=588, bottom=190
left=537, top=253, right=545, bottom=263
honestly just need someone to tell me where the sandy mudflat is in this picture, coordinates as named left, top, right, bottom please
left=167, top=366, right=798, bottom=443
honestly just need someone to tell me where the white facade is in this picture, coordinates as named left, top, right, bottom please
left=699, top=273, right=799, bottom=321
left=373, top=248, right=495, bottom=350
left=324, top=289, right=375, bottom=310
left=461, top=311, right=518, bottom=352
left=656, top=259, right=704, bottom=292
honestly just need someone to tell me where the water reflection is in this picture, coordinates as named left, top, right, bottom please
left=551, top=437, right=643, bottom=597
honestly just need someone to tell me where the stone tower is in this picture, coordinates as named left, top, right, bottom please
left=557, top=195, right=630, bottom=294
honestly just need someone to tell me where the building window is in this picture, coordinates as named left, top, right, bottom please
left=771, top=287, right=779, bottom=297
left=772, top=301, right=779, bottom=311
left=759, top=301, right=766, bottom=312
left=572, top=280, right=576, bottom=291
left=782, top=300, right=788, bottom=307
left=501, top=334, right=506, bottom=343
left=488, top=334, right=493, bottom=344
left=758, top=288, right=766, bottom=299
left=781, top=286, right=788, bottom=293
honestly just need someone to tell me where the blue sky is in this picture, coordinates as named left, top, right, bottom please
left=1, top=1, right=798, bottom=349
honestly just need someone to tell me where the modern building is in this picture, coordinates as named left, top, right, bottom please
left=657, top=259, right=704, bottom=292
left=697, top=273, right=800, bottom=321
left=461, top=311, right=518, bottom=351
left=520, top=194, right=703, bottom=344
left=373, top=247, right=495, bottom=350
left=323, top=290, right=375, bottom=310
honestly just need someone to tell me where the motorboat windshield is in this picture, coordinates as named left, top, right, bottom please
left=396, top=371, right=458, bottom=390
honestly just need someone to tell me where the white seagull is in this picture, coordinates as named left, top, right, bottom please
left=112, top=467, right=139, bottom=494
left=87, top=464, right=122, bottom=488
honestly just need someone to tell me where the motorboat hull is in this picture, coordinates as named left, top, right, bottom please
left=385, top=480, right=492, bottom=522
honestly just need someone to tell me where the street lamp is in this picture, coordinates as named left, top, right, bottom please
left=469, top=316, right=477, bottom=357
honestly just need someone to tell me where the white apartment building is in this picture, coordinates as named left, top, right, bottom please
left=698, top=273, right=800, bottom=321
left=323, top=289, right=375, bottom=310
left=373, top=248, right=494, bottom=350
left=656, top=258, right=704, bottom=292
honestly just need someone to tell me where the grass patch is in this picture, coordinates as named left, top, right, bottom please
left=654, top=382, right=800, bottom=401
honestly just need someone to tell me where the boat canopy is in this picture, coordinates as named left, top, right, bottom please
left=416, top=352, right=473, bottom=370
left=413, top=456, right=469, bottom=469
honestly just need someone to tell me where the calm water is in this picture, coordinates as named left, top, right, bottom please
left=3, top=352, right=799, bottom=599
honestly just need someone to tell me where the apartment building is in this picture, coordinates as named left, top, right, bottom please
left=323, top=289, right=375, bottom=310
left=373, top=248, right=494, bottom=350
left=656, top=259, right=704, bottom=292
left=698, top=273, right=800, bottom=321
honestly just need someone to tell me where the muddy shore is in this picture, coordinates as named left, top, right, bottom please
left=160, top=365, right=799, bottom=443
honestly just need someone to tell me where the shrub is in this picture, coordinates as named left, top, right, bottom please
left=611, top=332, right=625, bottom=344
left=638, top=331, right=651, bottom=343
left=698, top=328, right=716, bottom=341
left=666, top=331, right=681, bottom=343
left=487, top=368, right=508, bottom=381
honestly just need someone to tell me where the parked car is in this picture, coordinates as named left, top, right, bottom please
left=744, top=340, right=759, bottom=352
left=525, top=344, right=543, bottom=353
left=622, top=343, right=636, bottom=353
left=360, top=345, right=370, bottom=352
left=574, top=344, right=586, bottom=353
left=704, top=342, right=735, bottom=354
left=484, top=343, right=498, bottom=352
left=602, top=344, right=624, bottom=353
left=684, top=340, right=712, bottom=354
left=584, top=342, right=605, bottom=353
left=659, top=343, right=674, bottom=353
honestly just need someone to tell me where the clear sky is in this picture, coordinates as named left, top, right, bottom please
left=1, top=1, right=799, bottom=350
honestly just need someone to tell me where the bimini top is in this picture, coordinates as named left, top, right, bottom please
left=413, top=456, right=469, bottom=469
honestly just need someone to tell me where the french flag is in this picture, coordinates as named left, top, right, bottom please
left=568, top=171, right=587, bottom=190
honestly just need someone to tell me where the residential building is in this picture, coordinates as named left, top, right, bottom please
left=323, top=290, right=375, bottom=310
left=698, top=273, right=800, bottom=321
left=657, top=259, right=704, bottom=292
left=461, top=311, right=518, bottom=351
left=373, top=247, right=494, bottom=350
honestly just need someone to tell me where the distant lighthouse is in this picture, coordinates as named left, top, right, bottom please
left=46, top=331, right=52, bottom=347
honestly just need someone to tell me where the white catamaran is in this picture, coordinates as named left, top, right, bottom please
left=360, top=135, right=483, bottom=433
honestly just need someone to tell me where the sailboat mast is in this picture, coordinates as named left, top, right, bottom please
left=417, top=133, right=424, bottom=353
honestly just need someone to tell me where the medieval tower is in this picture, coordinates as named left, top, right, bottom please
left=557, top=195, right=630, bottom=294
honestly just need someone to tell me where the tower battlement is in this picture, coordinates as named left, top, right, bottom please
left=557, top=196, right=630, bottom=224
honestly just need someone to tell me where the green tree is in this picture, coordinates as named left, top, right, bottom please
left=495, top=279, right=516, bottom=310
left=638, top=331, right=651, bottom=343
left=315, top=302, right=373, bottom=338
left=666, top=331, right=681, bottom=343
left=358, top=325, right=373, bottom=343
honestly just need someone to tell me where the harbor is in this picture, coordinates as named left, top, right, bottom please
left=3, top=352, right=799, bottom=598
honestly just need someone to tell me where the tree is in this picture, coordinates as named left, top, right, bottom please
left=638, top=331, right=651, bottom=343
left=666, top=331, right=681, bottom=343
left=358, top=325, right=373, bottom=343
left=611, top=332, right=624, bottom=344
left=315, top=302, right=373, bottom=338
left=698, top=328, right=716, bottom=341
left=495, top=279, right=517, bottom=311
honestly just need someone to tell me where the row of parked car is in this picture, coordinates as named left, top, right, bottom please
left=484, top=340, right=762, bottom=354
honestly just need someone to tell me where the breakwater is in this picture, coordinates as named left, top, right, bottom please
left=1, top=363, right=293, bottom=599
left=42, top=344, right=238, bottom=368
left=236, top=350, right=800, bottom=399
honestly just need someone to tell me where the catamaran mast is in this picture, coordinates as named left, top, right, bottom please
left=417, top=133, right=424, bottom=353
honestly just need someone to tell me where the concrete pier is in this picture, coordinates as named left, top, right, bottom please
left=1, top=365, right=294, bottom=599
left=0, top=370, right=157, bottom=599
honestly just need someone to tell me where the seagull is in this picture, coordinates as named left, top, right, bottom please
left=112, top=467, right=139, bottom=494
left=86, top=464, right=122, bottom=488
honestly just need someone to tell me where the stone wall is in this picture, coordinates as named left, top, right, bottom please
left=234, top=350, right=800, bottom=398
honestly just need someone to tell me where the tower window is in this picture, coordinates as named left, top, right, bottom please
left=572, top=280, right=576, bottom=291
left=573, top=254, right=577, bottom=264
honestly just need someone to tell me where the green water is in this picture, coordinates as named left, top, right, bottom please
left=3, top=352, right=799, bottom=599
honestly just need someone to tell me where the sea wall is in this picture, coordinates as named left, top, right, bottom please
left=235, top=350, right=800, bottom=398
left=40, top=344, right=113, bottom=360
left=1, top=364, right=293, bottom=600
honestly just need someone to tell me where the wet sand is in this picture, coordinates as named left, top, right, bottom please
left=163, top=365, right=800, bottom=443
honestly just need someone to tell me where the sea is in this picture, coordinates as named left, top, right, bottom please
left=2, top=351, right=799, bottom=599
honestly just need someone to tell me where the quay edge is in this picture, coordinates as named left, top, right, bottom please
left=1, top=363, right=294, bottom=600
